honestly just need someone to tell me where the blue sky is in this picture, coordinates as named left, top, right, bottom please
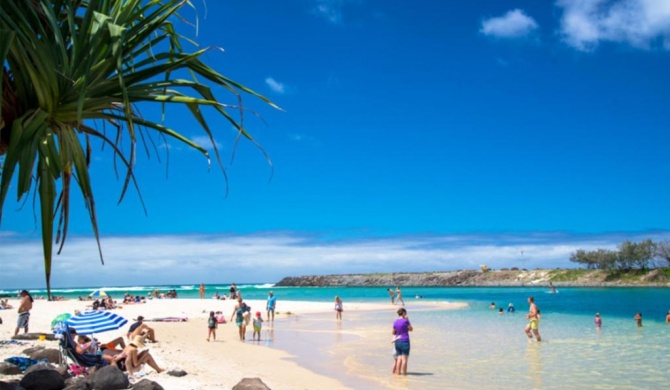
left=3, top=0, right=670, bottom=288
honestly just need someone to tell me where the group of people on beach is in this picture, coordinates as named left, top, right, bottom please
left=69, top=314, right=164, bottom=379
left=205, top=290, right=277, bottom=342
left=200, top=283, right=241, bottom=301
left=387, top=287, right=405, bottom=306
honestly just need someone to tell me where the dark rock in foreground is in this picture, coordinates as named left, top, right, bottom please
left=233, top=377, right=271, bottom=390
left=132, top=379, right=164, bottom=390
left=0, top=380, right=22, bottom=390
left=167, top=368, right=187, bottom=377
left=12, top=333, right=56, bottom=341
left=29, top=349, right=60, bottom=364
left=0, top=362, right=22, bottom=376
left=20, top=369, right=64, bottom=390
left=86, top=366, right=129, bottom=390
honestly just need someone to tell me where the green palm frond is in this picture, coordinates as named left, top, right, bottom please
left=0, top=0, right=277, bottom=298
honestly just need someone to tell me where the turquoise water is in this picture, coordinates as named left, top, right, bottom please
left=265, top=286, right=670, bottom=390
left=7, top=284, right=670, bottom=389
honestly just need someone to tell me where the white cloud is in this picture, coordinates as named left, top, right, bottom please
left=480, top=9, right=539, bottom=38
left=265, top=77, right=287, bottom=94
left=557, top=0, right=670, bottom=51
left=288, top=133, right=317, bottom=143
left=3, top=230, right=669, bottom=290
left=312, top=0, right=345, bottom=24
left=190, top=135, right=222, bottom=151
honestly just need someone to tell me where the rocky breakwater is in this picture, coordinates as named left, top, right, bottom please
left=275, top=270, right=554, bottom=287
left=275, top=268, right=670, bottom=287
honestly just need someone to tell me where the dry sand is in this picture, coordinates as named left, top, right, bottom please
left=0, top=297, right=393, bottom=389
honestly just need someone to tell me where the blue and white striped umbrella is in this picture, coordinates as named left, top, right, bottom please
left=65, top=310, right=128, bottom=334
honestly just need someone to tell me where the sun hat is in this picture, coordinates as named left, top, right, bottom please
left=255, top=311, right=261, bottom=317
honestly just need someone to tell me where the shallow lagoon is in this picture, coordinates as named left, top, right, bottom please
left=268, top=287, right=670, bottom=389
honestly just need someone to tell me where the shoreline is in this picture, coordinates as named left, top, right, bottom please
left=0, top=297, right=406, bottom=389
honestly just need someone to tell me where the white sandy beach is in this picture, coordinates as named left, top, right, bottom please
left=0, top=297, right=399, bottom=389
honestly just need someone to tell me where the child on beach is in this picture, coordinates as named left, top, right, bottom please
left=207, top=311, right=217, bottom=341
left=594, top=313, right=602, bottom=329
left=252, top=312, right=264, bottom=341
left=334, top=296, right=343, bottom=320
left=634, top=312, right=642, bottom=327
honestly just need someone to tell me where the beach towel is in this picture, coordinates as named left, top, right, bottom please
left=69, top=363, right=88, bottom=376
left=4, top=356, right=48, bottom=371
left=144, top=317, right=188, bottom=322
left=0, top=340, right=28, bottom=346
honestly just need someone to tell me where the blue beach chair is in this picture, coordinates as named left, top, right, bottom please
left=59, top=325, right=108, bottom=373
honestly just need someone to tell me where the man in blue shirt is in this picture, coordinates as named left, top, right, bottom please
left=266, top=291, right=277, bottom=322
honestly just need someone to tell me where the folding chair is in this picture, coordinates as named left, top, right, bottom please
left=59, top=325, right=108, bottom=375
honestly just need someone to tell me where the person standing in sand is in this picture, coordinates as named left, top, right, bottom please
left=395, top=287, right=405, bottom=306
left=252, top=312, right=264, bottom=341
left=266, top=291, right=276, bottom=322
left=388, top=288, right=395, bottom=304
left=334, top=296, right=343, bottom=320
left=231, top=297, right=250, bottom=340
left=525, top=296, right=541, bottom=342
left=207, top=311, right=217, bottom=341
left=392, top=308, right=413, bottom=375
left=199, top=283, right=205, bottom=299
left=14, top=290, right=33, bottom=336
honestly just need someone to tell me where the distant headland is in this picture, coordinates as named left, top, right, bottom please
left=275, top=268, right=670, bottom=287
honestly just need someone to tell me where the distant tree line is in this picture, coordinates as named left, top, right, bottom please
left=570, top=239, right=670, bottom=270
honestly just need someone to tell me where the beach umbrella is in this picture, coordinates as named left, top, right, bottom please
left=89, top=290, right=108, bottom=298
left=65, top=310, right=128, bottom=334
left=51, top=313, right=72, bottom=329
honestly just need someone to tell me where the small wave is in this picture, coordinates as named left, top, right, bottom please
left=180, top=285, right=196, bottom=290
left=96, top=286, right=156, bottom=292
left=252, top=283, right=276, bottom=289
left=228, top=283, right=275, bottom=289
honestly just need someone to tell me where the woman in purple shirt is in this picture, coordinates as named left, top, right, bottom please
left=392, top=308, right=413, bottom=375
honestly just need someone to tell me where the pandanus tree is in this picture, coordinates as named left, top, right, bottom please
left=0, top=0, right=276, bottom=299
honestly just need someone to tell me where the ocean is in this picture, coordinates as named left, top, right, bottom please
left=5, top=284, right=670, bottom=389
